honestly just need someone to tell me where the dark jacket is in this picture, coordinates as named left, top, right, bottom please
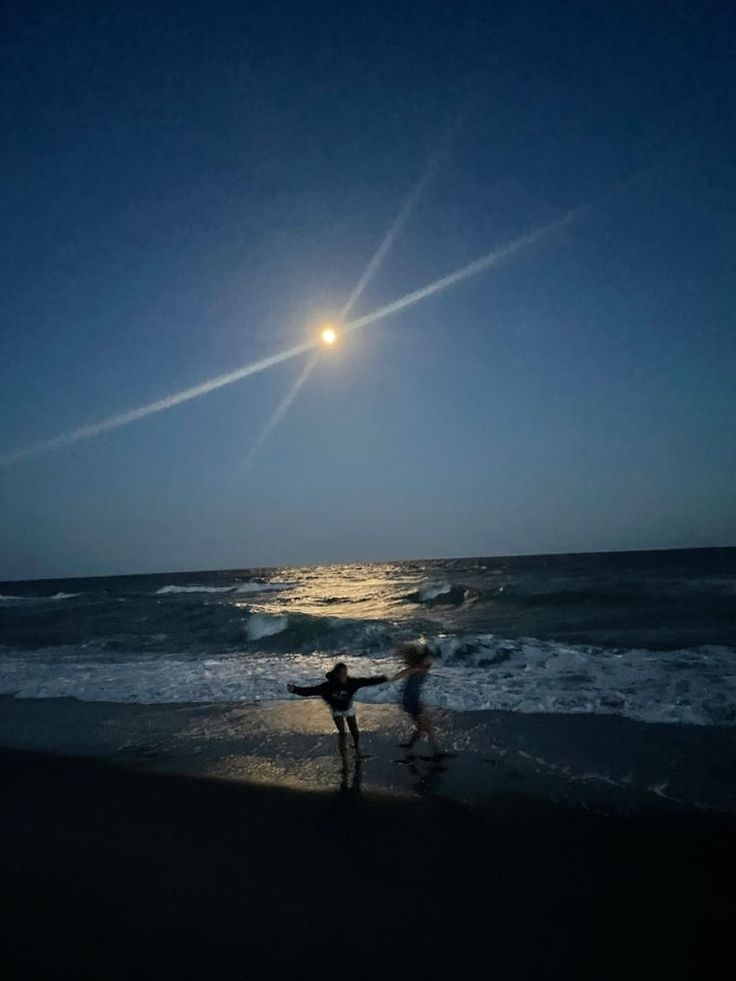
left=291, top=675, right=387, bottom=713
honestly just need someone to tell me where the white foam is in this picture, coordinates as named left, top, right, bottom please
left=246, top=614, right=289, bottom=641
left=417, top=583, right=452, bottom=601
left=427, top=635, right=736, bottom=726
left=0, top=651, right=389, bottom=705
left=1, top=638, right=734, bottom=726
left=156, top=582, right=294, bottom=596
left=235, top=583, right=295, bottom=595
left=156, top=585, right=235, bottom=595
left=0, top=592, right=80, bottom=603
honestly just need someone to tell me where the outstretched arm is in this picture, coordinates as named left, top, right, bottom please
left=351, top=674, right=389, bottom=689
left=287, top=682, right=325, bottom=697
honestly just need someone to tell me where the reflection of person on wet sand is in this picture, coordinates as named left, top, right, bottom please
left=406, top=756, right=446, bottom=799
left=392, top=642, right=442, bottom=758
left=340, top=757, right=363, bottom=796
left=287, top=661, right=387, bottom=758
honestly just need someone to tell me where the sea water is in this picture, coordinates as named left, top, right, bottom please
left=2, top=547, right=735, bottom=727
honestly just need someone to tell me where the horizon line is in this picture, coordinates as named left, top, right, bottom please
left=2, top=541, right=733, bottom=585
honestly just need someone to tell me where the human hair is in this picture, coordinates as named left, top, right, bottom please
left=325, top=661, right=348, bottom=681
left=398, top=642, right=429, bottom=668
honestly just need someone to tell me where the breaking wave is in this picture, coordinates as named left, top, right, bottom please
left=156, top=582, right=294, bottom=596
left=405, top=582, right=471, bottom=606
left=1, top=628, right=734, bottom=726
left=245, top=613, right=289, bottom=641
left=3, top=551, right=735, bottom=727
left=0, top=592, right=80, bottom=604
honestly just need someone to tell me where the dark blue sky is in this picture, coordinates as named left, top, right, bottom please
left=1, top=1, right=735, bottom=579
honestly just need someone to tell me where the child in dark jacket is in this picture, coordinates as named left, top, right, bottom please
left=288, top=661, right=387, bottom=757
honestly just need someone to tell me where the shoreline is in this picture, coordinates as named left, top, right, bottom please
left=1, top=695, right=734, bottom=814
left=1, top=744, right=735, bottom=979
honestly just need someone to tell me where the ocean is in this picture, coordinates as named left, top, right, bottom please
left=1, top=547, right=735, bottom=727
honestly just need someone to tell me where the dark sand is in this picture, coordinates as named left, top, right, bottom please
left=2, top=742, right=735, bottom=980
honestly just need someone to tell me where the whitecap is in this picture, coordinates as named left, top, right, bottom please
left=245, top=613, right=289, bottom=641
left=234, top=582, right=295, bottom=595
left=0, top=591, right=80, bottom=603
left=156, top=582, right=295, bottom=596
left=417, top=582, right=452, bottom=602
left=1, top=633, right=734, bottom=727
left=156, top=585, right=236, bottom=595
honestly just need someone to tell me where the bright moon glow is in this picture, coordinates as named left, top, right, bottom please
left=1, top=201, right=590, bottom=469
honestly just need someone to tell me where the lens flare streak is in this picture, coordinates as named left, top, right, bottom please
left=244, top=351, right=321, bottom=465
left=1, top=205, right=582, bottom=469
left=0, top=341, right=312, bottom=468
left=339, top=155, right=441, bottom=322
left=343, top=208, right=578, bottom=335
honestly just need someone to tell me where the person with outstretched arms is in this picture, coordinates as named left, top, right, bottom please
left=288, top=660, right=388, bottom=758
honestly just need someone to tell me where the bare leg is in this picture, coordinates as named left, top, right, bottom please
left=419, top=711, right=441, bottom=755
left=333, top=716, right=348, bottom=759
left=400, top=718, right=421, bottom=753
left=346, top=715, right=362, bottom=754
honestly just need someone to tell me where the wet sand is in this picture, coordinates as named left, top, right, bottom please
left=1, top=739, right=735, bottom=978
left=0, top=695, right=734, bottom=812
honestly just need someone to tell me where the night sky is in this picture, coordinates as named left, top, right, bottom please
left=1, top=1, right=735, bottom=579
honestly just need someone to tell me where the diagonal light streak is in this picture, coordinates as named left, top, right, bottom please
left=343, top=145, right=693, bottom=338
left=1, top=201, right=587, bottom=470
left=251, top=149, right=447, bottom=461
left=244, top=207, right=579, bottom=468
left=248, top=153, right=444, bottom=463
left=244, top=351, right=320, bottom=465
left=343, top=207, right=580, bottom=335
left=339, top=155, right=441, bottom=322
left=0, top=341, right=313, bottom=468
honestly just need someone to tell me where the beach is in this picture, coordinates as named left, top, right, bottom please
left=1, top=695, right=735, bottom=812
left=1, top=696, right=735, bottom=978
left=4, top=0, right=735, bottom=973
left=2, top=739, right=734, bottom=980
left=2, top=552, right=735, bottom=976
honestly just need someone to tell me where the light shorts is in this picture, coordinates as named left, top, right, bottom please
left=331, top=706, right=356, bottom=719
